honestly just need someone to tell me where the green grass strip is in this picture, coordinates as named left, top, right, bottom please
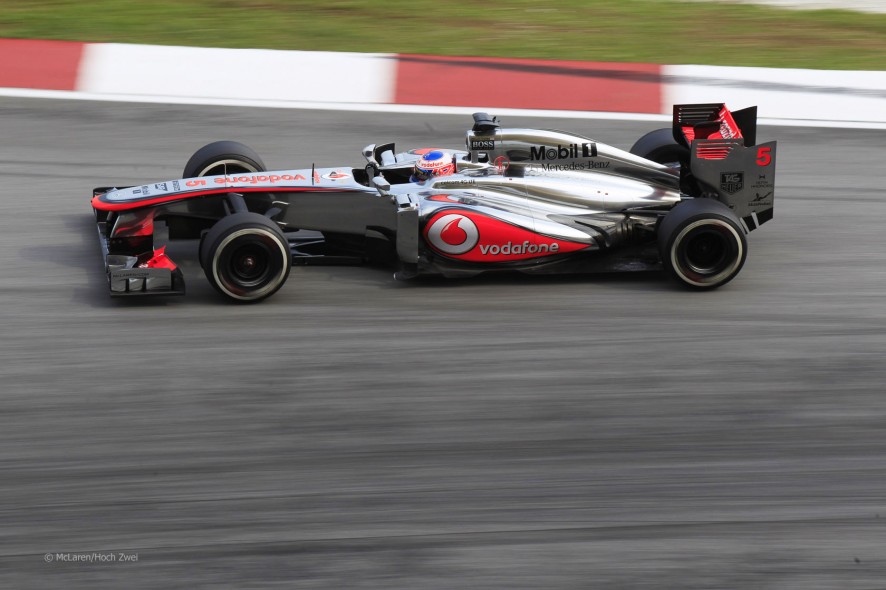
left=1, top=0, right=884, bottom=70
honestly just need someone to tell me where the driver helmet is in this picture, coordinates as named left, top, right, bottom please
left=412, top=150, right=456, bottom=182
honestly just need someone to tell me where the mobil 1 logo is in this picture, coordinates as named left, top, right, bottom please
left=530, top=142, right=597, bottom=160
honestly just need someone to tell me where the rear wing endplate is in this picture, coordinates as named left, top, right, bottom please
left=690, top=139, right=776, bottom=232
left=675, top=104, right=774, bottom=232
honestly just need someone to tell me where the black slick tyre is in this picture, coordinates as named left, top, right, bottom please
left=658, top=199, right=747, bottom=290
left=629, top=128, right=689, bottom=168
left=200, top=212, right=291, bottom=303
left=183, top=141, right=266, bottom=178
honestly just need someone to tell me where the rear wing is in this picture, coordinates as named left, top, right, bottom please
left=673, top=103, right=757, bottom=148
left=675, top=104, right=775, bottom=232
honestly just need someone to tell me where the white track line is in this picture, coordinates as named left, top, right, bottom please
left=3, top=87, right=886, bottom=130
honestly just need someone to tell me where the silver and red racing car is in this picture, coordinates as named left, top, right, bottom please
left=91, top=103, right=776, bottom=302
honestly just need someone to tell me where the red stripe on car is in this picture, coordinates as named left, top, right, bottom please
left=424, top=209, right=589, bottom=263
left=92, top=186, right=357, bottom=212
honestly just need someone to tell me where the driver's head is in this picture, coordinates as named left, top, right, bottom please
left=413, top=150, right=455, bottom=182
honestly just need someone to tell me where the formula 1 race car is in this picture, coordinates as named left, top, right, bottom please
left=91, top=103, right=776, bottom=302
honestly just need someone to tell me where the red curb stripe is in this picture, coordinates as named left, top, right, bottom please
left=395, top=54, right=662, bottom=113
left=0, top=39, right=85, bottom=91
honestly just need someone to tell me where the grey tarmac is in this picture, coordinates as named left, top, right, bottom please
left=1, top=98, right=885, bottom=589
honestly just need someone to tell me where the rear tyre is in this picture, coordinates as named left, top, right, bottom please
left=658, top=199, right=747, bottom=290
left=630, top=128, right=689, bottom=168
left=200, top=212, right=291, bottom=303
left=184, top=141, right=266, bottom=178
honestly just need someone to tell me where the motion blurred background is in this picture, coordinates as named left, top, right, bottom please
left=1, top=2, right=886, bottom=589
left=0, top=0, right=884, bottom=67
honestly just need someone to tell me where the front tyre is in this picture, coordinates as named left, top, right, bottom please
left=183, top=141, right=266, bottom=178
left=658, top=199, right=747, bottom=290
left=200, top=213, right=291, bottom=303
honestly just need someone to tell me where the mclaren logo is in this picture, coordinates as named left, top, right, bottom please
left=425, top=214, right=479, bottom=255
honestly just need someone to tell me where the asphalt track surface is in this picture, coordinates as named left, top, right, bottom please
left=1, top=97, right=885, bottom=590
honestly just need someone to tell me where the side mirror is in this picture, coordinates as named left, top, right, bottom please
left=362, top=144, right=378, bottom=165
left=374, top=142, right=396, bottom=166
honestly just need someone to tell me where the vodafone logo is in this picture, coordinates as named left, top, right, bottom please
left=425, top=213, right=479, bottom=255
left=424, top=209, right=589, bottom=262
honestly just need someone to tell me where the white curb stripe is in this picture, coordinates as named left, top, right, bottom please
left=664, top=64, right=886, bottom=123
left=4, top=41, right=886, bottom=129
left=78, top=43, right=397, bottom=104
left=4, top=87, right=886, bottom=130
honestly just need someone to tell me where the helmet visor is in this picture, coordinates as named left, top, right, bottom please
left=413, top=166, right=433, bottom=181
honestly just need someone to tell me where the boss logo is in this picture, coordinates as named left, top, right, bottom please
left=470, top=139, right=495, bottom=150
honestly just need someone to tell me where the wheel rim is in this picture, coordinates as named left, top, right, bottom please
left=671, top=219, right=743, bottom=287
left=684, top=229, right=729, bottom=274
left=212, top=228, right=289, bottom=301
left=197, top=159, right=260, bottom=177
left=229, top=243, right=272, bottom=286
